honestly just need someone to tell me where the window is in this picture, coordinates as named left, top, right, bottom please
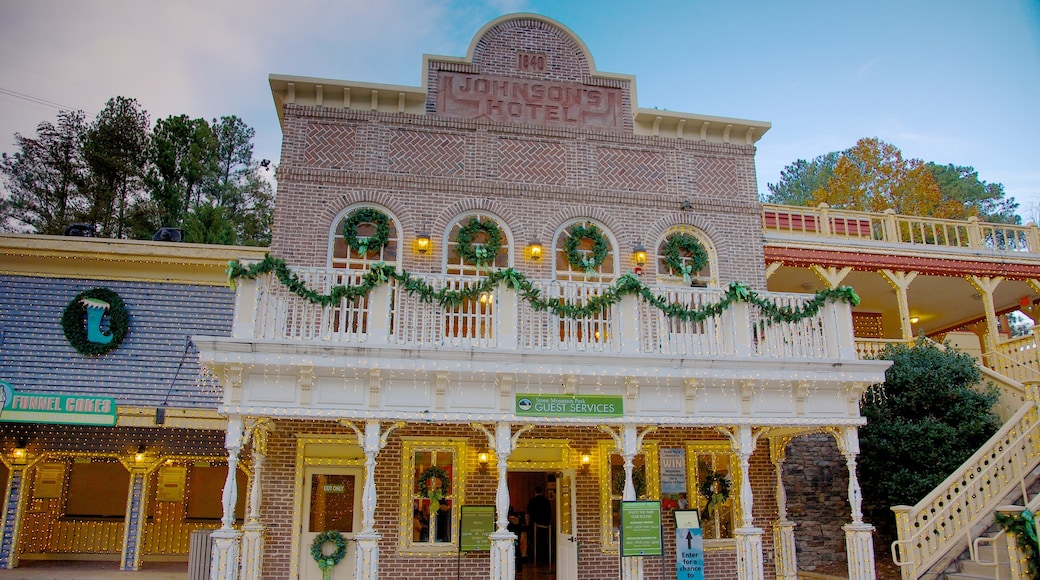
left=329, top=206, right=401, bottom=270
left=400, top=439, right=467, bottom=551
left=184, top=463, right=247, bottom=521
left=65, top=460, right=129, bottom=519
left=597, top=439, right=659, bottom=551
left=445, top=213, right=511, bottom=275
left=656, top=226, right=716, bottom=288
left=554, top=220, right=617, bottom=282
left=686, top=442, right=738, bottom=540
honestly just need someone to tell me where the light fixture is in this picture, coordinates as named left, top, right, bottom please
left=415, top=232, right=431, bottom=254
left=680, top=199, right=693, bottom=211
left=479, top=292, right=492, bottom=305
left=11, top=439, right=27, bottom=466
left=633, top=243, right=647, bottom=275
left=135, top=445, right=147, bottom=463
left=580, top=452, right=591, bottom=473
left=477, top=450, right=489, bottom=473
left=910, top=316, right=920, bottom=324
left=527, top=242, right=543, bottom=261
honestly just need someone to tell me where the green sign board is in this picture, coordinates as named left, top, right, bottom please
left=459, top=505, right=494, bottom=552
left=515, top=394, right=623, bottom=418
left=620, top=500, right=663, bottom=557
left=0, top=381, right=117, bottom=426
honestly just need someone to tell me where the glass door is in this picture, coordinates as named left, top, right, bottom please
left=299, top=467, right=362, bottom=580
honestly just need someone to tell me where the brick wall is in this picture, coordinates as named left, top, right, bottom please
left=256, top=420, right=798, bottom=580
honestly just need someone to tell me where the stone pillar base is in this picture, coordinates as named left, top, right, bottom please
left=735, top=526, right=765, bottom=580
left=239, top=523, right=264, bottom=580
left=620, top=555, right=642, bottom=580
left=773, top=520, right=797, bottom=580
left=354, top=532, right=381, bottom=580
left=211, top=528, right=242, bottom=580
left=844, top=522, right=876, bottom=580
left=490, top=531, right=516, bottom=580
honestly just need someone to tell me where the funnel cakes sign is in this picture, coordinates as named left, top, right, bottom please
left=438, top=72, right=625, bottom=130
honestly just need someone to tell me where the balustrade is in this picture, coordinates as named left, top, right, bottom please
left=237, top=267, right=857, bottom=361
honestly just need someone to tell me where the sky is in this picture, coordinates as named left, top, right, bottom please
left=1, top=0, right=1038, bottom=217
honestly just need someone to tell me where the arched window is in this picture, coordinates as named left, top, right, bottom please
left=329, top=206, right=401, bottom=270
left=553, top=220, right=617, bottom=282
left=444, top=213, right=511, bottom=275
left=656, top=226, right=716, bottom=288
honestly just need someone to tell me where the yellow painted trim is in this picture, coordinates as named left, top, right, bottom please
left=0, top=234, right=267, bottom=286
left=398, top=438, right=468, bottom=556
left=117, top=406, right=227, bottom=430
left=597, top=440, right=660, bottom=552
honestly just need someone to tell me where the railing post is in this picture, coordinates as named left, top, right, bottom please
left=823, top=301, right=857, bottom=359
left=723, top=301, right=754, bottom=357
left=996, top=505, right=1030, bottom=580
left=618, top=294, right=640, bottom=355
left=891, top=505, right=914, bottom=580
left=1027, top=222, right=1040, bottom=254
left=231, top=263, right=260, bottom=339
left=968, top=216, right=983, bottom=248
left=367, top=285, right=393, bottom=345
left=883, top=209, right=900, bottom=243
left=817, top=203, right=832, bottom=236
left=497, top=284, right=519, bottom=350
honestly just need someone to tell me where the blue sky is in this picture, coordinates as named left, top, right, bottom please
left=1, top=0, right=1038, bottom=218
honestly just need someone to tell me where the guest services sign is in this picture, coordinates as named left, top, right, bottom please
left=515, top=394, right=623, bottom=418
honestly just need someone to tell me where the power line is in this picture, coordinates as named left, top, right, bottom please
left=0, top=87, right=79, bottom=112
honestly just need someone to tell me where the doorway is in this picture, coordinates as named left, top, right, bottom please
left=298, top=467, right=362, bottom=580
left=507, top=470, right=577, bottom=580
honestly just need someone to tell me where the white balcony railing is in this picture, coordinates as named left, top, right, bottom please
left=236, top=266, right=859, bottom=361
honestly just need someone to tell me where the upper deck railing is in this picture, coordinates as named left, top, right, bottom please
left=762, top=203, right=1040, bottom=255
left=233, top=267, right=859, bottom=361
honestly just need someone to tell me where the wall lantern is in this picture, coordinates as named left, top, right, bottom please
left=10, top=439, right=27, bottom=466
left=477, top=450, right=490, bottom=473
left=415, top=232, right=431, bottom=254
left=580, top=452, right=591, bottom=473
left=135, top=445, right=147, bottom=464
left=527, top=242, right=543, bottom=261
left=633, top=243, right=647, bottom=275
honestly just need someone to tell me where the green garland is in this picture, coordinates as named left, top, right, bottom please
left=564, top=223, right=609, bottom=274
left=612, top=468, right=647, bottom=498
left=455, top=217, right=502, bottom=268
left=227, top=254, right=860, bottom=324
left=343, top=208, right=391, bottom=256
left=699, top=470, right=731, bottom=519
left=996, top=510, right=1040, bottom=579
left=663, top=234, right=709, bottom=284
left=310, top=530, right=347, bottom=578
left=61, top=288, right=130, bottom=356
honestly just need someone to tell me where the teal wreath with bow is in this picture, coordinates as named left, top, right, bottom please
left=61, top=287, right=130, bottom=356
left=663, top=234, right=709, bottom=284
left=455, top=217, right=503, bottom=268
left=564, top=223, right=609, bottom=275
left=310, top=530, right=347, bottom=580
left=699, top=470, right=731, bottom=520
left=343, top=208, right=391, bottom=257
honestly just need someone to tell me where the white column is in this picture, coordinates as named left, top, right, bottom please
left=732, top=426, right=764, bottom=580
left=879, top=269, right=918, bottom=341
left=240, top=423, right=269, bottom=580
left=620, top=424, right=643, bottom=580
left=474, top=422, right=531, bottom=580
left=770, top=437, right=797, bottom=580
left=835, top=427, right=876, bottom=580
left=212, top=415, right=244, bottom=580
left=342, top=420, right=402, bottom=580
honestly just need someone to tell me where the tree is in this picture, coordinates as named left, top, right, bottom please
left=859, top=339, right=1001, bottom=539
left=145, top=115, right=217, bottom=229
left=82, top=97, right=150, bottom=238
left=181, top=203, right=236, bottom=245
left=0, top=110, right=88, bottom=234
left=926, top=162, right=1019, bottom=224
left=763, top=151, right=839, bottom=206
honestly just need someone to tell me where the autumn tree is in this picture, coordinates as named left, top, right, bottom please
left=767, top=138, right=1018, bottom=222
left=0, top=110, right=89, bottom=234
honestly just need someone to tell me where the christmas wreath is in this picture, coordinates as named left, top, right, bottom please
left=564, top=223, right=609, bottom=274
left=310, top=530, right=347, bottom=579
left=699, top=470, right=731, bottom=519
left=343, top=208, right=391, bottom=257
left=61, top=288, right=129, bottom=356
left=663, top=234, right=709, bottom=284
left=418, top=465, right=451, bottom=514
left=612, top=468, right=647, bottom=498
left=455, top=217, right=502, bottom=268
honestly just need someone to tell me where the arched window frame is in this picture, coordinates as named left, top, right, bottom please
left=327, top=205, right=402, bottom=270
left=552, top=219, right=619, bottom=282
left=442, top=212, right=513, bottom=276
left=655, top=226, right=718, bottom=288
